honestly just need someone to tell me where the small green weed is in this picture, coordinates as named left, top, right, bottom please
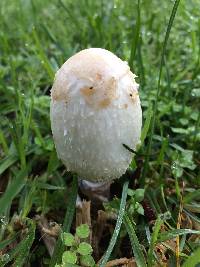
left=56, top=224, right=96, bottom=267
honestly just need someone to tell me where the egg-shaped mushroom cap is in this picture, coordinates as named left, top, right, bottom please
left=50, top=48, right=142, bottom=182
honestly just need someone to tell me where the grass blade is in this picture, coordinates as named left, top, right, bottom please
left=14, top=220, right=36, bottom=267
left=99, top=180, right=129, bottom=267
left=32, top=27, right=54, bottom=80
left=0, top=155, right=18, bottom=175
left=183, top=189, right=200, bottom=203
left=129, top=0, right=140, bottom=71
left=147, top=213, right=168, bottom=266
left=140, top=104, right=153, bottom=147
left=141, top=0, right=181, bottom=185
left=124, top=213, right=147, bottom=267
left=158, top=229, right=200, bottom=243
left=0, top=232, right=20, bottom=250
left=0, top=131, right=8, bottom=154
left=0, top=168, right=27, bottom=215
left=0, top=219, right=35, bottom=267
left=182, top=247, right=200, bottom=267
left=49, top=175, right=78, bottom=267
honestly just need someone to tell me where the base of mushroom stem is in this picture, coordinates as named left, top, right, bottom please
left=78, top=179, right=112, bottom=202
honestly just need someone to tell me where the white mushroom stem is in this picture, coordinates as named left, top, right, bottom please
left=79, top=179, right=112, bottom=202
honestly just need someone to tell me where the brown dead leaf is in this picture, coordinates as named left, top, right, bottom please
left=35, top=215, right=60, bottom=256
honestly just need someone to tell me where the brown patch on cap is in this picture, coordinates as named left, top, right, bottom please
left=99, top=98, right=111, bottom=108
left=51, top=87, right=69, bottom=102
left=106, top=77, right=117, bottom=99
left=96, top=73, right=102, bottom=80
left=98, top=77, right=118, bottom=109
left=129, top=91, right=138, bottom=103
left=80, top=77, right=118, bottom=109
left=80, top=86, right=96, bottom=96
left=80, top=86, right=97, bottom=106
left=124, top=103, right=128, bottom=109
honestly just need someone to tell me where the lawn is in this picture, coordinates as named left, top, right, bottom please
left=0, top=0, right=200, bottom=266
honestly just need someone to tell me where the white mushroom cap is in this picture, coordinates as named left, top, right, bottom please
left=50, top=48, right=142, bottom=182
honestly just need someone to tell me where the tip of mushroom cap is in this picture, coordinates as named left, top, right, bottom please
left=51, top=48, right=139, bottom=110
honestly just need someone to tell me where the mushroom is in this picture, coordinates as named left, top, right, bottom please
left=50, top=48, right=142, bottom=200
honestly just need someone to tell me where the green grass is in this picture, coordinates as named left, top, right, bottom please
left=99, top=180, right=129, bottom=267
left=0, top=0, right=200, bottom=266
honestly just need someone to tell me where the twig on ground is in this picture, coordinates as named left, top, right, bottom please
left=76, top=200, right=92, bottom=243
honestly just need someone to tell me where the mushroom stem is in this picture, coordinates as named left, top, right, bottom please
left=79, top=179, right=112, bottom=202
